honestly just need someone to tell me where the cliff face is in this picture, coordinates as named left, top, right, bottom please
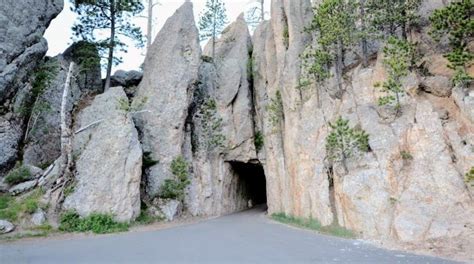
left=251, top=0, right=473, bottom=255
left=0, top=0, right=64, bottom=175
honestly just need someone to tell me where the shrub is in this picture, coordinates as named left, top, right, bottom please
left=159, top=156, right=190, bottom=201
left=254, top=131, right=264, bottom=152
left=4, top=166, right=32, bottom=185
left=465, top=167, right=474, bottom=188
left=198, top=99, right=226, bottom=151
left=59, top=211, right=129, bottom=234
left=267, top=91, right=284, bottom=130
left=400, top=150, right=413, bottom=160
left=326, top=117, right=369, bottom=172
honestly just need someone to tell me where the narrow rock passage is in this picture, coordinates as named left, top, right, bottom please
left=0, top=207, right=456, bottom=264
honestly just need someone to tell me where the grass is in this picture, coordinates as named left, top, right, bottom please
left=0, top=189, right=44, bottom=222
left=4, top=165, right=31, bottom=185
left=59, top=211, right=129, bottom=234
left=134, top=210, right=164, bottom=225
left=271, top=213, right=355, bottom=238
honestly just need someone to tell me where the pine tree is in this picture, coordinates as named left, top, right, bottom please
left=71, top=0, right=144, bottom=90
left=326, top=117, right=369, bottom=173
left=198, top=0, right=229, bottom=58
left=429, top=0, right=473, bottom=87
left=366, top=0, right=422, bottom=39
left=306, top=0, right=359, bottom=91
left=375, top=37, right=416, bottom=115
left=245, top=0, right=265, bottom=31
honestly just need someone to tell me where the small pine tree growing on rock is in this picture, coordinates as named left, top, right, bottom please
left=198, top=0, right=229, bottom=59
left=306, top=0, right=359, bottom=91
left=326, top=117, right=369, bottom=173
left=366, top=0, right=422, bottom=39
left=375, top=36, right=416, bottom=115
left=429, top=0, right=473, bottom=87
left=160, top=156, right=190, bottom=201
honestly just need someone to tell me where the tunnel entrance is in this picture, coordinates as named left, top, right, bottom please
left=229, top=161, right=267, bottom=206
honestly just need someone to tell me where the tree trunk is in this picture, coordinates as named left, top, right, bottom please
left=261, top=0, right=264, bottom=21
left=360, top=0, right=368, bottom=67
left=105, top=0, right=116, bottom=90
left=212, top=3, right=217, bottom=59
left=58, top=62, right=74, bottom=179
left=335, top=38, right=344, bottom=92
left=146, top=0, right=153, bottom=52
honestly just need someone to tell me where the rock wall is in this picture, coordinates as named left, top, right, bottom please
left=188, top=15, right=258, bottom=216
left=252, top=0, right=473, bottom=253
left=64, top=87, right=142, bottom=222
left=0, top=0, right=63, bottom=175
left=22, top=42, right=102, bottom=167
left=134, top=2, right=201, bottom=197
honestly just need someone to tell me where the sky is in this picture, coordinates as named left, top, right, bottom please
left=44, top=0, right=271, bottom=74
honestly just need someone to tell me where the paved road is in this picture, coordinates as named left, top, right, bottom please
left=0, top=207, right=457, bottom=264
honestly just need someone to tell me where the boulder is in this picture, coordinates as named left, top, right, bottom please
left=134, top=2, right=201, bottom=196
left=0, top=118, right=22, bottom=176
left=64, top=87, right=142, bottom=222
left=151, top=199, right=182, bottom=222
left=110, top=70, right=143, bottom=88
left=0, top=220, right=15, bottom=234
left=421, top=76, right=452, bottom=97
left=9, top=179, right=38, bottom=196
left=31, top=208, right=46, bottom=226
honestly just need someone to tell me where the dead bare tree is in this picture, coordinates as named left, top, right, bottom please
left=54, top=62, right=75, bottom=212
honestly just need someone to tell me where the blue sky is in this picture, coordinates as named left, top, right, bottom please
left=44, top=0, right=270, bottom=74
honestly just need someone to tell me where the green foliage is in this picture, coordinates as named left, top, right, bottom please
left=59, top=211, right=129, bottom=234
left=300, top=47, right=333, bottom=86
left=304, top=0, right=359, bottom=90
left=429, top=0, right=473, bottom=87
left=0, top=189, right=44, bottom=223
left=465, top=167, right=474, bottom=187
left=4, top=165, right=31, bottom=185
left=267, top=91, right=284, bottom=130
left=271, top=213, right=355, bottom=238
left=31, top=59, right=59, bottom=98
left=326, top=117, right=369, bottom=171
left=400, top=150, right=413, bottom=160
left=198, top=99, right=226, bottom=151
left=376, top=37, right=416, bottom=111
left=116, top=96, right=148, bottom=114
left=159, top=156, right=190, bottom=201
left=283, top=25, right=290, bottom=48
left=134, top=210, right=164, bottom=225
left=198, top=0, right=229, bottom=57
left=254, top=131, right=264, bottom=152
left=68, top=41, right=101, bottom=72
left=366, top=0, right=422, bottom=37
left=0, top=195, right=12, bottom=210
left=71, top=0, right=144, bottom=70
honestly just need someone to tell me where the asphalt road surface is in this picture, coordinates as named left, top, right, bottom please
left=0, top=206, right=458, bottom=264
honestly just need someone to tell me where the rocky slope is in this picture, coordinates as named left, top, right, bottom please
left=0, top=0, right=472, bottom=260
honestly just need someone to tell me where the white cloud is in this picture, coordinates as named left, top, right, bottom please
left=44, top=0, right=270, bottom=76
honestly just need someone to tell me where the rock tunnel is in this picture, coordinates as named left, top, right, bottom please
left=229, top=161, right=267, bottom=207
